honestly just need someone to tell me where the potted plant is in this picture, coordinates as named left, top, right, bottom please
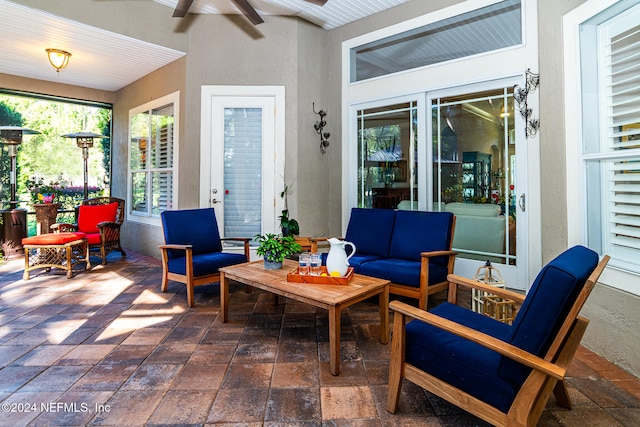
left=279, top=182, right=299, bottom=237
left=25, top=176, right=63, bottom=234
left=255, top=233, right=302, bottom=270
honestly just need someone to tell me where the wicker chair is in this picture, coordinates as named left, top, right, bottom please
left=52, top=197, right=126, bottom=265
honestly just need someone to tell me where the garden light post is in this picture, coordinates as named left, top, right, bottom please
left=62, top=132, right=108, bottom=200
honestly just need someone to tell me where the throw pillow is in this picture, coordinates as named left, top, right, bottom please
left=78, top=202, right=118, bottom=233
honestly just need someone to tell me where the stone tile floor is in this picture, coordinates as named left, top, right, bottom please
left=0, top=249, right=639, bottom=426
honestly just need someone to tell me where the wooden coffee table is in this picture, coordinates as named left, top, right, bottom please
left=219, top=259, right=390, bottom=375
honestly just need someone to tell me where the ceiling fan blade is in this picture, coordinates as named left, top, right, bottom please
left=172, top=0, right=194, bottom=17
left=231, top=0, right=264, bottom=25
left=303, top=0, right=328, bottom=5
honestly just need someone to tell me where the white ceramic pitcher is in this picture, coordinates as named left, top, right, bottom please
left=326, top=238, right=356, bottom=277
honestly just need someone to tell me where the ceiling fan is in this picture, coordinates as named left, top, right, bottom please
left=172, top=0, right=328, bottom=25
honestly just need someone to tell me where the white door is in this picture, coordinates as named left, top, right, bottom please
left=200, top=86, right=285, bottom=251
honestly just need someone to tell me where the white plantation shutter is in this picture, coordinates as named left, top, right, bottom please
left=594, top=9, right=640, bottom=267
left=128, top=92, right=178, bottom=223
left=223, top=107, right=262, bottom=237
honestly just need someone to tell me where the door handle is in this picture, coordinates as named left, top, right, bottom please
left=211, top=198, right=221, bottom=204
left=519, top=193, right=526, bottom=212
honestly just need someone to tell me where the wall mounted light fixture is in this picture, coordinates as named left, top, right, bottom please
left=46, top=48, right=72, bottom=72
left=313, top=103, right=330, bottom=154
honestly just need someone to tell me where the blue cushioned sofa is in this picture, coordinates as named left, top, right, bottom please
left=313, top=208, right=457, bottom=309
left=159, top=208, right=251, bottom=307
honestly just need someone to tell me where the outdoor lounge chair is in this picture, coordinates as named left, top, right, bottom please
left=159, top=208, right=251, bottom=307
left=386, top=245, right=609, bottom=427
left=52, top=197, right=126, bottom=265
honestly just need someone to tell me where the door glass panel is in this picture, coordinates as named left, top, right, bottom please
left=223, top=107, right=262, bottom=238
left=432, top=88, right=516, bottom=265
left=357, top=102, right=418, bottom=210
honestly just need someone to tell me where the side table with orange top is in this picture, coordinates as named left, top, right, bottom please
left=22, top=232, right=90, bottom=280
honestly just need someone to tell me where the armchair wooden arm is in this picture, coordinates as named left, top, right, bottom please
left=221, top=237, right=251, bottom=260
left=159, top=243, right=193, bottom=251
left=389, top=300, right=564, bottom=379
left=416, top=249, right=458, bottom=309
left=50, top=222, right=78, bottom=233
left=446, top=273, right=526, bottom=306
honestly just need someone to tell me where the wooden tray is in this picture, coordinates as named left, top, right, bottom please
left=287, top=266, right=354, bottom=285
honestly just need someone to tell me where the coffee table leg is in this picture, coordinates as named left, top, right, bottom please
left=328, top=306, right=341, bottom=376
left=379, top=286, right=389, bottom=344
left=220, top=272, right=229, bottom=323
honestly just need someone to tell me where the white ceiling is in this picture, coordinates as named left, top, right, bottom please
left=0, top=0, right=411, bottom=93
left=153, top=0, right=412, bottom=30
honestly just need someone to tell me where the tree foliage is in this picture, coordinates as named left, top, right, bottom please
left=0, top=94, right=111, bottom=208
left=0, top=101, right=24, bottom=203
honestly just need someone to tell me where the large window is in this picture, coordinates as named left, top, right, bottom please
left=128, top=92, right=178, bottom=224
left=350, top=0, right=522, bottom=82
left=580, top=3, right=640, bottom=273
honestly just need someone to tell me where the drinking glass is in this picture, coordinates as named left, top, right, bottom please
left=310, top=253, right=322, bottom=276
left=298, top=252, right=310, bottom=275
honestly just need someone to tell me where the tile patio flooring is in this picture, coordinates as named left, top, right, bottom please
left=0, top=249, right=639, bottom=426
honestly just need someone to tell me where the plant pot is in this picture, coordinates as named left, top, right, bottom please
left=263, top=259, right=283, bottom=270
left=33, top=203, right=60, bottom=235
left=263, top=251, right=283, bottom=270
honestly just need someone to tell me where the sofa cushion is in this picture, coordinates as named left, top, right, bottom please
left=78, top=202, right=118, bottom=233
left=405, top=302, right=515, bottom=413
left=388, top=210, right=454, bottom=265
left=499, top=245, right=598, bottom=387
left=167, top=252, right=248, bottom=277
left=161, top=208, right=223, bottom=259
left=322, top=252, right=381, bottom=273
left=359, top=258, right=449, bottom=287
left=344, top=208, right=396, bottom=258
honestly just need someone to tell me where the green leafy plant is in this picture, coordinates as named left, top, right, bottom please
left=279, top=182, right=299, bottom=236
left=254, top=233, right=302, bottom=263
left=25, top=176, right=63, bottom=204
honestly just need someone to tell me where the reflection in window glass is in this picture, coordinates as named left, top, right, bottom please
left=432, top=88, right=516, bottom=265
left=357, top=102, right=418, bottom=210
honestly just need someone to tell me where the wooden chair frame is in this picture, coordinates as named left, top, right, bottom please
left=52, top=197, right=126, bottom=265
left=386, top=255, right=609, bottom=427
left=159, top=238, right=251, bottom=307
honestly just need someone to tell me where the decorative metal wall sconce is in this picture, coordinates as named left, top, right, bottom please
left=514, top=69, right=540, bottom=138
left=313, top=103, right=330, bottom=154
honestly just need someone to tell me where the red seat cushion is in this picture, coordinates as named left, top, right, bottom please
left=78, top=202, right=118, bottom=233
left=85, top=232, right=102, bottom=245
left=23, top=232, right=86, bottom=245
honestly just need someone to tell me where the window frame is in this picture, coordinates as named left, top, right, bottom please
left=127, top=91, right=179, bottom=226
left=564, top=0, right=640, bottom=295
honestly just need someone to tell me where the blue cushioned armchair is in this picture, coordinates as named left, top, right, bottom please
left=386, top=246, right=609, bottom=426
left=159, top=208, right=251, bottom=307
